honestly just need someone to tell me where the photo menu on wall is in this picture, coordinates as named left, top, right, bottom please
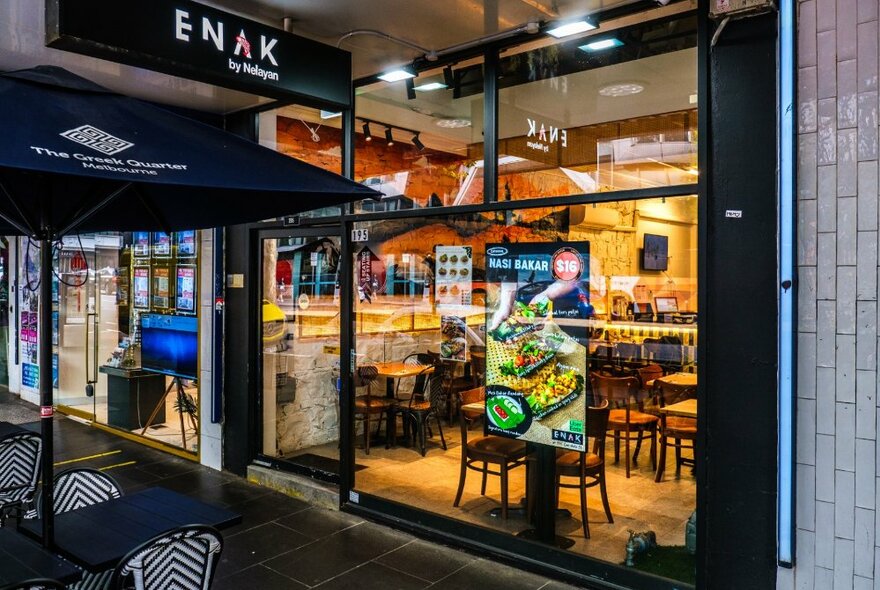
left=176, top=230, right=196, bottom=258
left=435, top=245, right=473, bottom=309
left=176, top=266, right=196, bottom=313
left=133, top=267, right=150, bottom=309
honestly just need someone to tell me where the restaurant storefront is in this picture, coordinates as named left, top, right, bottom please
left=223, top=2, right=781, bottom=589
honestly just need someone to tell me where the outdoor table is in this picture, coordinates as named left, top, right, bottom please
left=0, top=528, right=81, bottom=585
left=0, top=421, right=30, bottom=439
left=372, top=361, right=434, bottom=398
left=19, top=486, right=241, bottom=572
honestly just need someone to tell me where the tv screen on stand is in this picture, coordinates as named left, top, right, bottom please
left=140, top=313, right=198, bottom=380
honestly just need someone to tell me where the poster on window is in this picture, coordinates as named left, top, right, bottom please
left=133, top=267, right=150, bottom=309
left=434, top=246, right=472, bottom=309
left=440, top=315, right=467, bottom=362
left=152, top=232, right=171, bottom=258
left=133, top=232, right=150, bottom=258
left=152, top=267, right=171, bottom=309
left=176, top=266, right=196, bottom=313
left=176, top=230, right=197, bottom=258
left=483, top=241, right=592, bottom=452
left=356, top=246, right=385, bottom=303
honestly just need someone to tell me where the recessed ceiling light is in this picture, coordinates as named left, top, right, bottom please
left=378, top=69, right=416, bottom=82
left=599, top=82, right=645, bottom=97
left=320, top=110, right=342, bottom=119
left=546, top=19, right=597, bottom=38
left=435, top=118, right=472, bottom=128
left=579, top=38, right=623, bottom=52
left=413, top=82, right=448, bottom=92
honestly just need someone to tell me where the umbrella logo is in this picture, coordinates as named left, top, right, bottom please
left=59, top=125, right=134, bottom=156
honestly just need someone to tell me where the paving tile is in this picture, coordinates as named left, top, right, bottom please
left=213, top=564, right=307, bottom=590
left=540, top=582, right=585, bottom=590
left=374, top=540, right=476, bottom=582
left=430, top=559, right=550, bottom=590
left=223, top=492, right=310, bottom=536
left=183, top=477, right=275, bottom=507
left=135, top=457, right=200, bottom=479
left=276, top=506, right=364, bottom=539
left=215, top=522, right=314, bottom=579
left=265, top=522, right=413, bottom=586
left=313, top=561, right=429, bottom=590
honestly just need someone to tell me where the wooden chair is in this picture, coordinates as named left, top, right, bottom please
left=637, top=364, right=664, bottom=392
left=555, top=401, right=613, bottom=538
left=452, top=388, right=527, bottom=519
left=590, top=373, right=658, bottom=478
left=653, top=380, right=697, bottom=482
left=353, top=364, right=393, bottom=454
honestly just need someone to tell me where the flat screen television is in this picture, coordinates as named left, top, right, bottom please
left=642, top=233, right=669, bottom=271
left=140, top=313, right=198, bottom=380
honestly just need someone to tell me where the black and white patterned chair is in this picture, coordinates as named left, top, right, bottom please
left=0, top=578, right=66, bottom=590
left=109, top=525, right=223, bottom=590
left=0, top=432, right=42, bottom=526
left=28, top=468, right=123, bottom=519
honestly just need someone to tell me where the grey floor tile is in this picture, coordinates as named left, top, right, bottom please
left=215, top=522, right=314, bottom=579
left=374, top=540, right=475, bottom=582
left=213, top=564, right=307, bottom=590
left=430, top=559, right=550, bottom=590
left=314, top=561, right=429, bottom=590
left=276, top=506, right=364, bottom=539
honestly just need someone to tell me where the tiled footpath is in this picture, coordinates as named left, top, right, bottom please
left=8, top=412, right=582, bottom=590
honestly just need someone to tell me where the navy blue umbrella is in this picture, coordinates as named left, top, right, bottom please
left=0, top=65, right=378, bottom=546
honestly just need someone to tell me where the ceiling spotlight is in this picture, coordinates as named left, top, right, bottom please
left=385, top=127, right=395, bottom=146
left=378, top=68, right=416, bottom=82
left=412, top=133, right=425, bottom=151
left=362, top=122, right=372, bottom=141
left=598, top=82, right=645, bottom=97
left=579, top=38, right=623, bottom=52
left=546, top=19, right=597, bottom=38
left=405, top=77, right=416, bottom=100
left=413, top=81, right=447, bottom=91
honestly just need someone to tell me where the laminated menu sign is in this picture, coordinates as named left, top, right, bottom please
left=133, top=267, right=150, bottom=309
left=152, top=267, right=171, bottom=308
left=152, top=232, right=171, bottom=257
left=176, top=230, right=197, bottom=258
left=176, top=266, right=196, bottom=313
left=483, top=242, right=591, bottom=452
left=435, top=245, right=472, bottom=309
left=440, top=315, right=467, bottom=362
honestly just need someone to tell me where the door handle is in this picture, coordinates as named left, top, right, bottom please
left=85, top=310, right=98, bottom=395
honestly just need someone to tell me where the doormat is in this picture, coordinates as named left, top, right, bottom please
left=292, top=453, right=367, bottom=474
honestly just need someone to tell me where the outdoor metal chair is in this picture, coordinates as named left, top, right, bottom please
left=109, top=525, right=223, bottom=590
left=0, top=432, right=42, bottom=527
left=0, top=579, right=66, bottom=590
left=400, top=373, right=448, bottom=456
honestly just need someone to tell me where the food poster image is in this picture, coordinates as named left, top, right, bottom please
left=133, top=267, right=150, bottom=309
left=176, top=266, right=196, bottom=313
left=176, top=230, right=197, bottom=258
left=440, top=315, right=467, bottom=362
left=435, top=246, right=472, bottom=309
left=133, top=232, right=150, bottom=258
left=484, top=241, right=591, bottom=452
left=152, top=232, right=171, bottom=258
left=152, top=267, right=171, bottom=309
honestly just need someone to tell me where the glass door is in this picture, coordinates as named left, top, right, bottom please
left=260, top=229, right=342, bottom=481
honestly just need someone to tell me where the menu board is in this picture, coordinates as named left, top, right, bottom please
left=176, top=266, right=196, bottom=313
left=152, top=232, right=171, bottom=258
left=435, top=245, right=472, bottom=308
left=440, top=315, right=467, bottom=362
left=483, top=242, right=591, bottom=452
left=133, top=267, right=150, bottom=309
left=152, top=267, right=171, bottom=309
left=133, top=232, right=150, bottom=258
left=176, top=230, right=197, bottom=258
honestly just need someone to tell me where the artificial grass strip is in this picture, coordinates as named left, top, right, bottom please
left=628, top=545, right=696, bottom=586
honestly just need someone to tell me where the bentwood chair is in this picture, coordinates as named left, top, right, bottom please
left=453, top=388, right=528, bottom=519
left=0, top=432, right=42, bottom=527
left=354, top=364, right=394, bottom=454
left=653, top=380, right=697, bottom=482
left=401, top=373, right=448, bottom=456
left=636, top=364, right=664, bottom=392
left=109, top=525, right=223, bottom=590
left=0, top=580, right=66, bottom=590
left=555, top=402, right=613, bottom=538
left=590, top=373, right=658, bottom=478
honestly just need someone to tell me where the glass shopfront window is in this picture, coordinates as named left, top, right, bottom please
left=354, top=61, right=485, bottom=211
left=21, top=233, right=202, bottom=454
left=349, top=195, right=697, bottom=585
left=497, top=14, right=697, bottom=200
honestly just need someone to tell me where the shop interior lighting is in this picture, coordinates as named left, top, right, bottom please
left=413, top=81, right=448, bottom=91
left=378, top=69, right=416, bottom=82
left=412, top=133, right=425, bottom=151
left=598, top=82, right=645, bottom=97
left=385, top=127, right=395, bottom=146
left=362, top=122, right=372, bottom=141
left=546, top=18, right=597, bottom=38
left=320, top=110, right=342, bottom=119
left=579, top=38, right=623, bottom=52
